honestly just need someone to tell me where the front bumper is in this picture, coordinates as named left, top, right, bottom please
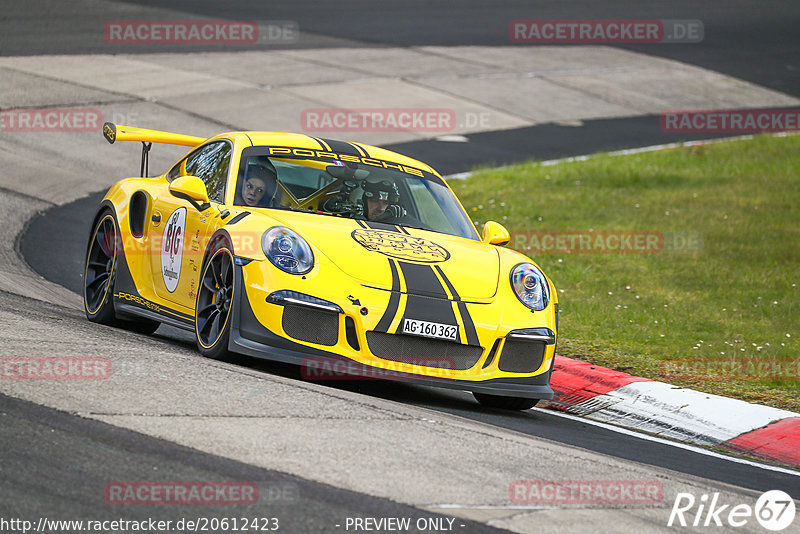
left=228, top=264, right=555, bottom=400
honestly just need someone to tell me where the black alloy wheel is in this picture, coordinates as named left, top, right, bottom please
left=195, top=246, right=235, bottom=360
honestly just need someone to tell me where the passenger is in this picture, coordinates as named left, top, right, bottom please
left=240, top=162, right=278, bottom=207
left=243, top=176, right=267, bottom=207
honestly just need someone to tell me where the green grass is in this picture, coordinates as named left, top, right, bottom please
left=450, top=134, right=800, bottom=412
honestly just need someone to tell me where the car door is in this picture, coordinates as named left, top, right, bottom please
left=149, top=140, right=232, bottom=311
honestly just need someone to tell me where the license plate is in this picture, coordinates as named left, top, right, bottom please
left=402, top=319, right=458, bottom=342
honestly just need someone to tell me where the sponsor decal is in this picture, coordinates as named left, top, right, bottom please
left=161, top=208, right=186, bottom=293
left=115, top=291, right=163, bottom=313
left=264, top=146, right=427, bottom=178
left=351, top=229, right=450, bottom=263
left=102, top=121, right=116, bottom=143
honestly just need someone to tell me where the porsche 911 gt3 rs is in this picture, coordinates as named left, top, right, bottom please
left=84, top=123, right=558, bottom=410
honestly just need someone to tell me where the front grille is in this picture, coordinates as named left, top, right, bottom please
left=366, top=331, right=483, bottom=370
left=281, top=305, right=339, bottom=346
left=498, top=339, right=546, bottom=373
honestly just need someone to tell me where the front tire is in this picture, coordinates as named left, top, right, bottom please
left=195, top=243, right=235, bottom=361
left=473, top=392, right=540, bottom=411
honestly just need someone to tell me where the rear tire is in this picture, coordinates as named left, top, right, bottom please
left=195, top=241, right=235, bottom=361
left=84, top=209, right=160, bottom=335
left=473, top=392, right=540, bottom=411
left=84, top=211, right=119, bottom=325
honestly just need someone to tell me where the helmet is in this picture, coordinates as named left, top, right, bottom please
left=362, top=178, right=399, bottom=204
left=240, top=159, right=278, bottom=207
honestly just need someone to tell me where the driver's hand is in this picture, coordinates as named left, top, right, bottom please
left=386, top=204, right=407, bottom=218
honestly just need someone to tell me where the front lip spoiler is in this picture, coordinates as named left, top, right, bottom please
left=229, top=269, right=553, bottom=400
left=507, top=328, right=556, bottom=345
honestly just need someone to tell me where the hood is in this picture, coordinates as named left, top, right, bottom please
left=264, top=210, right=499, bottom=300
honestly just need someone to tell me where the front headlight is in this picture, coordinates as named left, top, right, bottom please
left=261, top=226, right=314, bottom=275
left=510, top=263, right=549, bottom=311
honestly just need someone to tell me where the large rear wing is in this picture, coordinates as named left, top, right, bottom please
left=102, top=122, right=206, bottom=177
left=102, top=122, right=204, bottom=147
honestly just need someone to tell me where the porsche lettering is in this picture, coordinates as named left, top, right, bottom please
left=265, top=147, right=425, bottom=177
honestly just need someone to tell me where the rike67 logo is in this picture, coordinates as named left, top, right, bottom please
left=668, top=490, right=796, bottom=531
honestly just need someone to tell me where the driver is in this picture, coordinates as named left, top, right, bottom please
left=362, top=178, right=405, bottom=221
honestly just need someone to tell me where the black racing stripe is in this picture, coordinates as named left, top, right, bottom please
left=309, top=137, right=330, bottom=151
left=399, top=262, right=448, bottom=298
left=355, top=218, right=368, bottom=228
left=349, top=142, right=369, bottom=157
left=433, top=265, right=460, bottom=300
left=397, top=261, right=458, bottom=334
left=374, top=259, right=402, bottom=333
left=396, top=225, right=410, bottom=235
left=435, top=265, right=480, bottom=346
left=364, top=220, right=400, bottom=232
left=320, top=138, right=361, bottom=157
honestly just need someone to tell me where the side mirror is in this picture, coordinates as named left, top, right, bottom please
left=169, top=176, right=210, bottom=207
left=482, top=220, right=510, bottom=246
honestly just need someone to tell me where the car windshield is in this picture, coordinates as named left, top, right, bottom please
left=233, top=146, right=479, bottom=240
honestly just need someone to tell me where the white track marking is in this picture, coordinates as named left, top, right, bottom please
left=533, top=407, right=800, bottom=477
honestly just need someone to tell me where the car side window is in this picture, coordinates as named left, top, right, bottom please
left=166, top=141, right=232, bottom=203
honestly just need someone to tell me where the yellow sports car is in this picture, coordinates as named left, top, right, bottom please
left=84, top=123, right=558, bottom=410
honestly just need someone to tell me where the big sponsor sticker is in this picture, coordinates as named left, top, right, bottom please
left=351, top=229, right=450, bottom=263
left=161, top=208, right=186, bottom=292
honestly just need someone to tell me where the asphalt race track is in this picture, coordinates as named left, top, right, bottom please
left=20, top=190, right=800, bottom=495
left=3, top=1, right=800, bottom=532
